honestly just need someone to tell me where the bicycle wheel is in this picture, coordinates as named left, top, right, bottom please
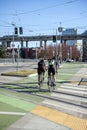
left=39, top=73, right=44, bottom=90
left=48, top=75, right=54, bottom=92
left=52, top=76, right=56, bottom=90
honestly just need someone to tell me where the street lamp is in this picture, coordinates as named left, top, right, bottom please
left=58, top=22, right=63, bottom=63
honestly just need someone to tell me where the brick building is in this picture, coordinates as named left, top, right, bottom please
left=7, top=47, right=41, bottom=59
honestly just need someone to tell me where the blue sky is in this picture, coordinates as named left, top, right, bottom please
left=0, top=0, right=87, bottom=47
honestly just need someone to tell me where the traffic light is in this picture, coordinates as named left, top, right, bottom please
left=14, top=27, right=18, bottom=34
left=53, top=35, right=56, bottom=42
left=19, top=27, right=23, bottom=34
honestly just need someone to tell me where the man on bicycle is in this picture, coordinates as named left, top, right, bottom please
left=37, top=58, right=46, bottom=85
left=47, top=57, right=56, bottom=86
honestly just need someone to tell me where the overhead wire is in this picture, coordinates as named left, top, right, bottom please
left=18, top=0, right=79, bottom=15
left=0, top=0, right=80, bottom=16
left=0, top=0, right=86, bottom=35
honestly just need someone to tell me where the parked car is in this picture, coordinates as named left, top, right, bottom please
left=66, top=59, right=74, bottom=62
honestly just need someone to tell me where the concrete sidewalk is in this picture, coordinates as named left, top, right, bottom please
left=7, top=112, right=71, bottom=130
left=0, top=75, right=24, bottom=83
left=7, top=105, right=87, bottom=130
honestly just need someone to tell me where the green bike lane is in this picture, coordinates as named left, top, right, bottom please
left=0, top=62, right=87, bottom=130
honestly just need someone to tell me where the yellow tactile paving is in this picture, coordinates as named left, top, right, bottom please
left=31, top=105, right=87, bottom=130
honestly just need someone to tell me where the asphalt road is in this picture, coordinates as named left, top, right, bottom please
left=0, top=61, right=37, bottom=83
left=0, top=62, right=37, bottom=72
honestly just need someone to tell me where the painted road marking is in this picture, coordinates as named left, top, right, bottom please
left=0, top=111, right=26, bottom=115
left=31, top=105, right=87, bottom=130
left=0, top=94, right=37, bottom=111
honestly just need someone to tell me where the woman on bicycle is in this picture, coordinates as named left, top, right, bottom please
left=37, top=58, right=46, bottom=85
left=47, top=57, right=56, bottom=86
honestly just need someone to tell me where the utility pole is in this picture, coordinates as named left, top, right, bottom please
left=12, top=23, right=15, bottom=63
left=11, top=23, right=23, bottom=67
left=56, top=29, right=58, bottom=60
left=58, top=22, right=63, bottom=63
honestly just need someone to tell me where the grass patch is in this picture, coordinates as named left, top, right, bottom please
left=1, top=69, right=37, bottom=77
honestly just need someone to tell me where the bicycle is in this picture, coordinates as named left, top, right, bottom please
left=47, top=73, right=55, bottom=92
left=38, top=72, right=44, bottom=90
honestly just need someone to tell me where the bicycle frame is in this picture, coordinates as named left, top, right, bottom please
left=39, top=72, right=44, bottom=89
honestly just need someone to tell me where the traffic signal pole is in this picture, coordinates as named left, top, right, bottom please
left=56, top=29, right=58, bottom=60
left=12, top=23, right=15, bottom=64
left=58, top=22, right=63, bottom=63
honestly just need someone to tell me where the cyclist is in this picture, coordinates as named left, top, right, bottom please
left=37, top=58, right=46, bottom=85
left=47, top=57, right=56, bottom=86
